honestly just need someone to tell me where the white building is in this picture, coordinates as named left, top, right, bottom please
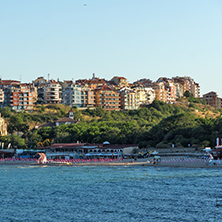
left=62, top=84, right=94, bottom=107
left=44, top=80, right=62, bottom=103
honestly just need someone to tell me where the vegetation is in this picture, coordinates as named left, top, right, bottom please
left=1, top=96, right=222, bottom=149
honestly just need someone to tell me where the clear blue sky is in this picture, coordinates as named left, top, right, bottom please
left=1, top=0, right=222, bottom=96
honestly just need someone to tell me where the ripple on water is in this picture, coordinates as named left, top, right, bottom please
left=0, top=165, right=222, bottom=222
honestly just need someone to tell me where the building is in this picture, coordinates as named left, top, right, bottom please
left=39, top=109, right=78, bottom=128
left=202, top=91, right=222, bottom=109
left=44, top=80, right=62, bottom=103
left=94, top=85, right=120, bottom=111
left=111, top=76, right=129, bottom=88
left=119, top=87, right=139, bottom=110
left=132, top=78, right=153, bottom=87
left=0, top=89, right=4, bottom=107
left=32, top=77, right=48, bottom=103
left=133, top=87, right=155, bottom=106
left=173, top=76, right=200, bottom=98
left=0, top=113, right=7, bottom=136
left=62, top=83, right=94, bottom=108
left=3, top=83, right=37, bottom=112
left=152, top=81, right=167, bottom=102
left=40, top=142, right=138, bottom=160
left=75, top=74, right=108, bottom=90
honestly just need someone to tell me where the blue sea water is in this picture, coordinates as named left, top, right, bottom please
left=0, top=165, right=222, bottom=222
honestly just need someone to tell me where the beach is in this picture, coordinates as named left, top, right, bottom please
left=0, top=156, right=221, bottom=168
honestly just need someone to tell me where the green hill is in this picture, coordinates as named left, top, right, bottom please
left=1, top=99, right=222, bottom=149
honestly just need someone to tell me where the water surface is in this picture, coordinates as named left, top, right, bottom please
left=0, top=165, right=221, bottom=222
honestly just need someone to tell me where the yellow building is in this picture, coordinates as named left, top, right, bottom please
left=0, top=113, right=7, bottom=136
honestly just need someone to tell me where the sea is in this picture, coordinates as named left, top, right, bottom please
left=0, top=165, right=222, bottom=222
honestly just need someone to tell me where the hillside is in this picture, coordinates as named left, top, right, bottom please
left=1, top=99, right=222, bottom=149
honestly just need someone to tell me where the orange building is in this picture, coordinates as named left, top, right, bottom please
left=202, top=91, right=222, bottom=109
left=94, top=85, right=120, bottom=111
left=3, top=83, right=37, bottom=112
left=76, top=74, right=107, bottom=90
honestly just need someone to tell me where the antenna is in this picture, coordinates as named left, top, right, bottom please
left=48, top=73, right=50, bottom=82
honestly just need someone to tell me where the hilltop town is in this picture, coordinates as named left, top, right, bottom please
left=0, top=74, right=220, bottom=113
left=0, top=74, right=221, bottom=151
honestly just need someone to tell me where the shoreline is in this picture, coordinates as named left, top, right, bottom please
left=0, top=157, right=221, bottom=168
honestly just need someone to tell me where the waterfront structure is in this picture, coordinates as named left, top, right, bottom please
left=94, top=85, right=120, bottom=111
left=62, top=83, right=94, bottom=108
left=41, top=143, right=138, bottom=159
left=202, top=91, right=222, bottom=109
left=43, top=80, right=62, bottom=103
left=0, top=113, right=7, bottom=136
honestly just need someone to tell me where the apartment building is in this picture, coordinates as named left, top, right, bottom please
left=62, top=83, right=94, bottom=108
left=173, top=76, right=200, bottom=98
left=111, top=76, right=129, bottom=88
left=202, top=91, right=222, bottom=109
left=0, top=89, right=4, bottom=107
left=152, top=81, right=167, bottom=102
left=44, top=80, right=62, bottom=104
left=119, top=87, right=139, bottom=110
left=192, top=82, right=200, bottom=98
left=174, top=82, right=184, bottom=98
left=94, top=85, right=120, bottom=111
left=133, top=78, right=153, bottom=87
left=0, top=113, right=7, bottom=136
left=133, top=87, right=155, bottom=106
left=3, top=83, right=37, bottom=112
left=76, top=74, right=107, bottom=90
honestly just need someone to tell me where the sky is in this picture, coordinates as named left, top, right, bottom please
left=0, top=0, right=222, bottom=96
